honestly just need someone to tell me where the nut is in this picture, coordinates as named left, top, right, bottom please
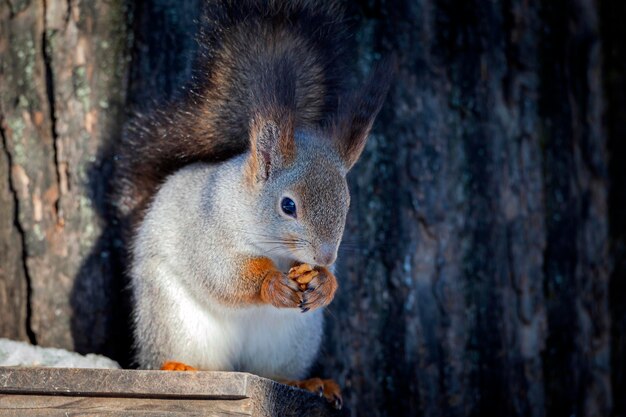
left=295, top=270, right=318, bottom=284
left=288, top=263, right=314, bottom=279
left=288, top=263, right=318, bottom=289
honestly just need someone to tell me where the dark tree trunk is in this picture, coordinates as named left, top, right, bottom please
left=1, top=1, right=624, bottom=417
left=323, top=2, right=612, bottom=416
left=601, top=1, right=626, bottom=416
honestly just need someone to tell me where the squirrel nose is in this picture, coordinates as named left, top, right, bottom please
left=315, top=243, right=337, bottom=266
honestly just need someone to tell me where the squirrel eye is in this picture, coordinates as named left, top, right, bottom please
left=281, top=197, right=297, bottom=218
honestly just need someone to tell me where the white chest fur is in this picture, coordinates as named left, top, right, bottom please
left=166, top=280, right=324, bottom=379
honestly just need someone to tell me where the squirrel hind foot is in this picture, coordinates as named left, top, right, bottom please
left=160, top=361, right=198, bottom=371
left=284, top=378, right=343, bottom=410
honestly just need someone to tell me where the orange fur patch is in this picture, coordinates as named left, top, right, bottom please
left=242, top=257, right=277, bottom=280
left=246, top=258, right=302, bottom=308
left=216, top=257, right=288, bottom=306
left=161, top=361, right=197, bottom=371
left=238, top=257, right=286, bottom=305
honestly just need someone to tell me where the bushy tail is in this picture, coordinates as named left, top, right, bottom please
left=113, top=0, right=349, bottom=228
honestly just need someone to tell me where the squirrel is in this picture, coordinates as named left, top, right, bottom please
left=113, top=0, right=391, bottom=409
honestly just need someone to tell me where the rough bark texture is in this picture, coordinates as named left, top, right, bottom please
left=323, top=2, right=611, bottom=416
left=0, top=1, right=623, bottom=417
left=601, top=1, right=626, bottom=416
left=0, top=0, right=129, bottom=359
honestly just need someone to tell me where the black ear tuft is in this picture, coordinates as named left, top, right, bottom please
left=334, top=57, right=395, bottom=170
left=246, top=56, right=297, bottom=184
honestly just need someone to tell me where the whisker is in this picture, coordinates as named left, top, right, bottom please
left=216, top=225, right=324, bottom=253
left=218, top=227, right=285, bottom=240
left=259, top=245, right=285, bottom=254
left=257, top=240, right=290, bottom=245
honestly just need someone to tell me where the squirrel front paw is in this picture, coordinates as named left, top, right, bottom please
left=296, top=266, right=338, bottom=313
left=260, top=268, right=303, bottom=308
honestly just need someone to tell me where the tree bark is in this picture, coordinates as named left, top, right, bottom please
left=0, top=0, right=129, bottom=359
left=601, top=1, right=626, bottom=416
left=320, top=2, right=611, bottom=416
left=0, top=1, right=622, bottom=417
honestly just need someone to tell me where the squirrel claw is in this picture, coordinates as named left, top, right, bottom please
left=299, top=300, right=310, bottom=313
left=296, top=267, right=337, bottom=311
left=333, top=394, right=343, bottom=410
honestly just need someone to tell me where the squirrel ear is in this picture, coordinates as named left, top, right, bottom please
left=245, top=57, right=297, bottom=184
left=246, top=110, right=295, bottom=183
left=333, top=58, right=395, bottom=170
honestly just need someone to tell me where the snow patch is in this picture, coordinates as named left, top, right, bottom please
left=0, top=338, right=120, bottom=369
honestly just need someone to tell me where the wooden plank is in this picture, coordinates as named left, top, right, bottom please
left=0, top=395, right=252, bottom=416
left=0, top=368, right=249, bottom=399
left=0, top=368, right=345, bottom=416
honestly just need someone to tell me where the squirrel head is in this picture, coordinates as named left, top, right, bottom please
left=244, top=124, right=349, bottom=266
left=242, top=61, right=392, bottom=266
